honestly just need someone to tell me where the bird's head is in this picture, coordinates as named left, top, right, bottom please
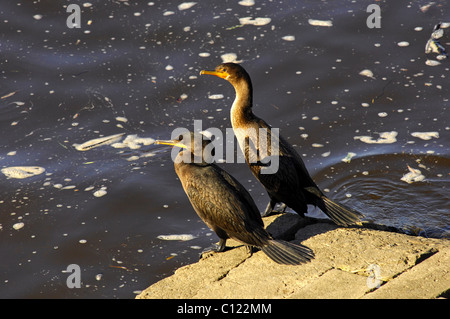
left=200, top=62, right=250, bottom=86
left=155, top=131, right=215, bottom=164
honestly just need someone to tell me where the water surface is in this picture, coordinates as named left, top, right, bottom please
left=0, top=0, right=449, bottom=298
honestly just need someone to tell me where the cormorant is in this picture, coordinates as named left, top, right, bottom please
left=155, top=131, right=314, bottom=265
left=200, top=63, right=363, bottom=226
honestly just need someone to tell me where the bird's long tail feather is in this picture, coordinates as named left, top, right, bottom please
left=261, top=240, right=314, bottom=265
left=321, top=196, right=364, bottom=227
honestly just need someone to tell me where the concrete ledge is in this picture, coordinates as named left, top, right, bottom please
left=136, top=214, right=449, bottom=299
left=363, top=248, right=450, bottom=299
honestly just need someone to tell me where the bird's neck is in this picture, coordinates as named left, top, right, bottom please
left=175, top=151, right=209, bottom=167
left=231, top=78, right=254, bottom=129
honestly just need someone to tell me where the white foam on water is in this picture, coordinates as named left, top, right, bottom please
left=178, top=2, right=197, bottom=11
left=1, top=166, right=46, bottom=179
left=354, top=131, right=398, bottom=144
left=73, top=133, right=125, bottom=151
left=238, top=17, right=271, bottom=26
left=111, top=134, right=155, bottom=150
left=308, top=19, right=333, bottom=27
left=401, top=166, right=425, bottom=184
left=411, top=132, right=439, bottom=140
left=359, top=69, right=375, bottom=79
left=157, top=234, right=197, bottom=241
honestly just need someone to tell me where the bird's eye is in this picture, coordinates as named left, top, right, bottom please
left=178, top=134, right=183, bottom=140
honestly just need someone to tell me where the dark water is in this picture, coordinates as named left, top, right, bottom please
left=0, top=0, right=449, bottom=298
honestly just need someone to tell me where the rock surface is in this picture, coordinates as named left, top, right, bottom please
left=136, top=214, right=449, bottom=299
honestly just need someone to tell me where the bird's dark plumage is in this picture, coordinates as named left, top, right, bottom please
left=155, top=132, right=314, bottom=265
left=201, top=63, right=364, bottom=226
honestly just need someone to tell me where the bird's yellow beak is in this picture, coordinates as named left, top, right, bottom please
left=200, top=70, right=229, bottom=79
left=154, top=139, right=187, bottom=149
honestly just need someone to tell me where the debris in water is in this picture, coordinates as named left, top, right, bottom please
left=401, top=166, right=425, bottom=184
left=111, top=134, right=155, bottom=149
left=341, top=152, right=357, bottom=163
left=282, top=35, right=295, bottom=41
left=226, top=24, right=244, bottom=30
left=208, top=94, right=224, bottom=100
left=61, top=185, right=77, bottom=190
left=238, top=17, right=271, bottom=26
left=420, top=2, right=435, bottom=13
left=430, top=23, right=444, bottom=39
left=308, top=19, right=333, bottom=27
left=425, top=59, right=441, bottom=66
left=238, top=0, right=255, bottom=6
left=115, top=116, right=128, bottom=123
left=157, top=234, right=197, bottom=241
left=13, top=222, right=25, bottom=230
left=126, top=155, right=140, bottom=161
left=93, top=188, right=107, bottom=197
left=359, top=69, right=375, bottom=79
left=178, top=2, right=197, bottom=11
left=425, top=23, right=448, bottom=61
left=73, top=133, right=125, bottom=151
left=411, top=132, right=439, bottom=140
left=354, top=131, right=398, bottom=144
left=1, top=91, right=17, bottom=100
left=1, top=166, right=45, bottom=179
left=109, top=265, right=129, bottom=271
left=220, top=53, right=242, bottom=63
left=397, top=41, right=409, bottom=47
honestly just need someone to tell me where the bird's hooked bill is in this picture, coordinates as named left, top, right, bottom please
left=154, top=139, right=187, bottom=149
left=200, top=69, right=229, bottom=79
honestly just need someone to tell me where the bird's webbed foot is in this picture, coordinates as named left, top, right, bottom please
left=199, top=238, right=227, bottom=260
left=245, top=245, right=259, bottom=257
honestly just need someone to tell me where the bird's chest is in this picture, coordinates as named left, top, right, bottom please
left=232, top=122, right=274, bottom=166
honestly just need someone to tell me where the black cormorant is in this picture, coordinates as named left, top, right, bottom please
left=200, top=63, right=363, bottom=226
left=155, top=131, right=314, bottom=265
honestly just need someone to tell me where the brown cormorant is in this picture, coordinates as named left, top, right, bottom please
left=200, top=63, right=363, bottom=226
left=155, top=131, right=314, bottom=265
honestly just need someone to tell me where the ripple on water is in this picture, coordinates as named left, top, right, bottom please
left=312, top=153, right=450, bottom=238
